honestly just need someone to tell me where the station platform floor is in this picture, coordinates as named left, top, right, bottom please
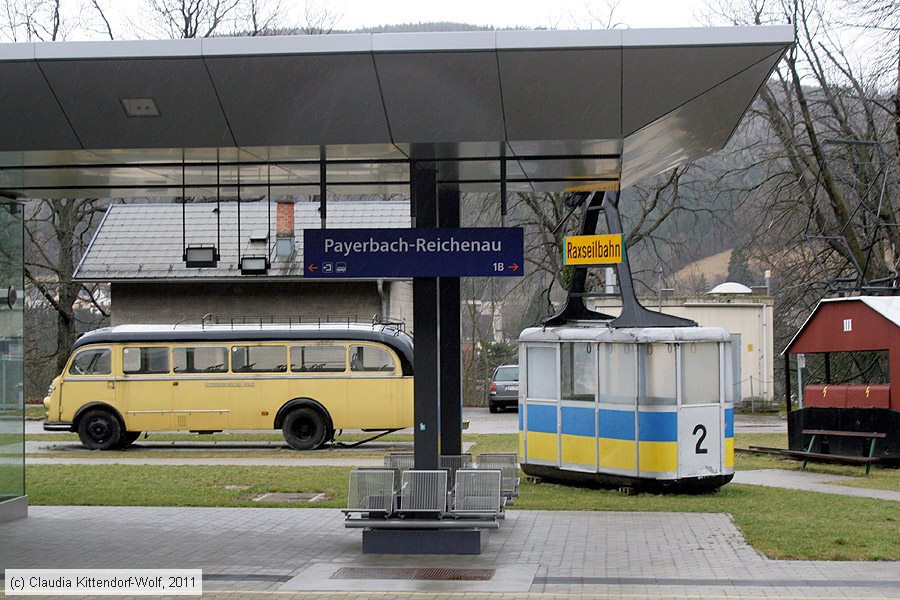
left=2, top=506, right=898, bottom=599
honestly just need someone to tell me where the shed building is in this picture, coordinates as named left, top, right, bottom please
left=783, top=296, right=899, bottom=459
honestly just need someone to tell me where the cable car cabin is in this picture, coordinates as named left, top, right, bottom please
left=518, top=325, right=735, bottom=492
left=784, top=296, right=899, bottom=461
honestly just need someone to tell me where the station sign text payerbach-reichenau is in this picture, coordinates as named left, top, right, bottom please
left=564, top=233, right=624, bottom=266
left=303, top=228, right=524, bottom=278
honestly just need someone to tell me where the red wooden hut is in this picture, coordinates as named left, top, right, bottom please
left=783, top=296, right=899, bottom=459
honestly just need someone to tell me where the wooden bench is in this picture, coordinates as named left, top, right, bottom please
left=797, top=429, right=887, bottom=474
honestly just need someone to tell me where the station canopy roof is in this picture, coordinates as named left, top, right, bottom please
left=0, top=26, right=792, bottom=199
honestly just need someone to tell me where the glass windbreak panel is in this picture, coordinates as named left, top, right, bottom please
left=232, top=345, right=287, bottom=373
left=561, top=343, right=596, bottom=402
left=291, top=344, right=346, bottom=372
left=600, top=343, right=636, bottom=404
left=123, top=347, right=170, bottom=374
left=683, top=343, right=720, bottom=404
left=349, top=345, right=395, bottom=372
left=0, top=201, right=23, bottom=501
left=526, top=346, right=557, bottom=399
left=173, top=346, right=228, bottom=374
left=645, top=343, right=676, bottom=404
left=69, top=348, right=112, bottom=375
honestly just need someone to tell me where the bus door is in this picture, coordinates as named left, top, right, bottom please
left=59, top=347, right=115, bottom=421
left=228, top=344, right=290, bottom=429
left=172, top=345, right=233, bottom=431
left=117, top=346, right=174, bottom=431
left=289, top=342, right=350, bottom=424
left=346, top=344, right=402, bottom=429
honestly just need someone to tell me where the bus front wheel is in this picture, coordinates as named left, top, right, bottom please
left=77, top=409, right=123, bottom=450
left=282, top=407, right=328, bottom=451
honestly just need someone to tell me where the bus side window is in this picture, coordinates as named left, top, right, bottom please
left=290, top=344, right=346, bottom=372
left=173, top=346, right=228, bottom=373
left=349, top=345, right=395, bottom=373
left=232, top=345, right=287, bottom=373
left=69, top=348, right=111, bottom=376
left=123, top=347, right=170, bottom=375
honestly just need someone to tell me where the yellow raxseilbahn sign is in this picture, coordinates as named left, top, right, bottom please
left=564, top=233, right=624, bottom=265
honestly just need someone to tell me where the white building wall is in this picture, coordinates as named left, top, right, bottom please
left=593, top=296, right=775, bottom=402
left=387, top=280, right=414, bottom=331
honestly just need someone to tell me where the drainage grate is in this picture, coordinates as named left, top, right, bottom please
left=331, top=567, right=494, bottom=581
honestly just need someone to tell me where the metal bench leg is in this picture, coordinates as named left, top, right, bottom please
left=803, top=435, right=816, bottom=470
left=865, top=439, right=877, bottom=475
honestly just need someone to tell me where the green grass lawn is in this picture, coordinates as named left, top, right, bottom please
left=733, top=432, right=787, bottom=449
left=831, top=471, right=900, bottom=492
left=24, top=404, right=46, bottom=419
left=24, top=463, right=899, bottom=561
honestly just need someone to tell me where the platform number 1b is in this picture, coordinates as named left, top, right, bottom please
left=493, top=262, right=504, bottom=272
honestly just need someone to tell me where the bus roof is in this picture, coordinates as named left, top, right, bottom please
left=72, top=323, right=415, bottom=375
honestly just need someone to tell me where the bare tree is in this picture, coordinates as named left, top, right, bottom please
left=1, top=0, right=62, bottom=41
left=298, top=0, right=339, bottom=35
left=701, top=0, right=898, bottom=402
left=138, top=0, right=243, bottom=38
left=25, top=199, right=110, bottom=372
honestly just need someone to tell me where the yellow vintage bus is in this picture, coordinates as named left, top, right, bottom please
left=42, top=322, right=414, bottom=450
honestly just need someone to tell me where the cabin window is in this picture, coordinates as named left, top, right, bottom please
left=173, top=346, right=228, bottom=373
left=526, top=346, right=556, bottom=399
left=682, top=343, right=720, bottom=404
left=123, top=347, right=170, bottom=375
left=231, top=345, right=287, bottom=373
left=291, top=344, right=346, bottom=372
left=645, top=343, right=676, bottom=404
left=349, top=345, right=395, bottom=372
left=600, top=344, right=636, bottom=404
left=69, top=348, right=111, bottom=376
left=561, top=343, right=595, bottom=402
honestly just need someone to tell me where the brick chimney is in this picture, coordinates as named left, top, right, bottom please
left=275, top=200, right=295, bottom=258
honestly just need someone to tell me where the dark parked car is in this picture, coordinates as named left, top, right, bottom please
left=489, top=364, right=519, bottom=413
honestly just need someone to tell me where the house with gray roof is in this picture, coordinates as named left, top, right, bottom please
left=74, top=200, right=413, bottom=327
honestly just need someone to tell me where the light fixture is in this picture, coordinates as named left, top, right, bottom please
left=181, top=153, right=222, bottom=269
left=120, top=98, right=160, bottom=117
left=184, top=245, right=219, bottom=268
left=240, top=255, right=269, bottom=275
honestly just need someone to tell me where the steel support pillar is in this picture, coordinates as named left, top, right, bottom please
left=438, top=182, right=462, bottom=455
left=412, top=164, right=440, bottom=469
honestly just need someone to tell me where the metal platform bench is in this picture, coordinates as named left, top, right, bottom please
left=795, top=429, right=888, bottom=474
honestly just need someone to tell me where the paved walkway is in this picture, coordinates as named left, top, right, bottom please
left=2, top=506, right=898, bottom=599
left=733, top=469, right=900, bottom=501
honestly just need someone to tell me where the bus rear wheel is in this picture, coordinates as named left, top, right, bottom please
left=77, top=409, right=123, bottom=450
left=283, top=407, right=328, bottom=450
left=115, top=431, right=141, bottom=449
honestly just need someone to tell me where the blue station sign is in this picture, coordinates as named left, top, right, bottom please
left=303, top=228, right=524, bottom=278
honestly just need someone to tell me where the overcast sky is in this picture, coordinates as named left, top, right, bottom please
left=69, top=0, right=735, bottom=41
left=315, top=0, right=706, bottom=31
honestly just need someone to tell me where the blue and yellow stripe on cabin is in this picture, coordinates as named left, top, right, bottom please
left=560, top=405, right=595, bottom=466
left=598, top=409, right=636, bottom=471
left=525, top=403, right=557, bottom=463
left=724, top=407, right=734, bottom=468
left=637, top=410, right=677, bottom=474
